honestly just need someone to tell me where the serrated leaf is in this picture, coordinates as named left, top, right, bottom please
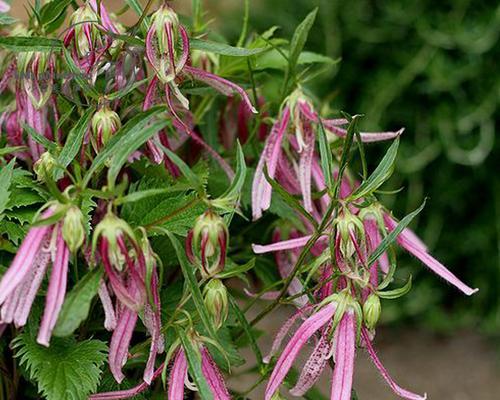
left=0, top=219, right=27, bottom=245
left=177, top=329, right=214, bottom=400
left=0, top=36, right=62, bottom=51
left=0, top=159, right=15, bottom=220
left=13, top=334, right=107, bottom=400
left=288, top=8, right=318, bottom=73
left=350, top=137, right=400, bottom=200
left=83, top=107, right=165, bottom=187
left=56, top=107, right=95, bottom=179
left=53, top=269, right=103, bottom=337
left=367, top=200, right=427, bottom=267
left=191, top=38, right=267, bottom=57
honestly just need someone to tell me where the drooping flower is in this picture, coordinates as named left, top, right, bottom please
left=93, top=214, right=163, bottom=384
left=0, top=206, right=71, bottom=346
left=251, top=88, right=403, bottom=220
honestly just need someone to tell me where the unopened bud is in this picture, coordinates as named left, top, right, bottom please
left=62, top=206, right=86, bottom=252
left=33, top=152, right=56, bottom=181
left=92, top=106, right=121, bottom=149
left=70, top=4, right=100, bottom=57
left=363, top=293, right=381, bottom=330
left=187, top=210, right=228, bottom=277
left=203, top=279, right=228, bottom=329
left=150, top=4, right=180, bottom=54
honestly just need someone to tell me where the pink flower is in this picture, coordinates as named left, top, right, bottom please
left=0, top=208, right=70, bottom=346
left=0, top=1, right=9, bottom=13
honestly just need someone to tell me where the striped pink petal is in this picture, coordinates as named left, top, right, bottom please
left=384, top=215, right=478, bottom=295
left=168, top=349, right=188, bottom=400
left=109, top=306, right=138, bottom=383
left=364, top=217, right=390, bottom=274
left=98, top=281, right=117, bottom=331
left=252, top=235, right=313, bottom=254
left=265, top=303, right=336, bottom=400
left=362, top=328, right=427, bottom=400
left=330, top=311, right=356, bottom=400
left=37, top=229, right=70, bottom=347
left=201, top=347, right=231, bottom=399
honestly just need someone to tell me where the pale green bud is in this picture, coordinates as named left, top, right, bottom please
left=33, top=152, right=56, bottom=182
left=92, top=107, right=121, bottom=149
left=203, top=279, right=228, bottom=329
left=363, top=294, right=381, bottom=330
left=62, top=206, right=86, bottom=252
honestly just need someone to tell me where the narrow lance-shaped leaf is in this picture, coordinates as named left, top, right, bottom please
left=106, top=119, right=168, bottom=188
left=228, top=293, right=264, bottom=369
left=221, top=141, right=246, bottom=199
left=191, top=38, right=267, bottom=57
left=0, top=36, right=62, bottom=51
left=0, top=159, right=15, bottom=221
left=334, top=114, right=360, bottom=199
left=22, top=123, right=58, bottom=153
left=177, top=329, right=214, bottom=400
left=63, top=48, right=100, bottom=99
left=288, top=8, right=318, bottom=73
left=83, top=106, right=165, bottom=187
left=166, top=232, right=218, bottom=341
left=53, top=269, right=103, bottom=337
left=318, top=119, right=333, bottom=190
left=349, top=137, right=400, bottom=200
left=55, top=106, right=95, bottom=179
left=367, top=200, right=427, bottom=267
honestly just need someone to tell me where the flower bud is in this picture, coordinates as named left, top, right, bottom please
left=33, top=151, right=56, bottom=181
left=70, top=3, right=101, bottom=57
left=92, top=106, right=121, bottom=149
left=150, top=4, right=180, bottom=55
left=62, top=205, right=86, bottom=252
left=203, top=279, right=228, bottom=329
left=186, top=210, right=228, bottom=277
left=363, top=293, right=381, bottom=330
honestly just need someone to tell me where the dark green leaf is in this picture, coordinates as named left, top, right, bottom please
left=288, top=8, right=318, bottom=72
left=0, top=159, right=15, bottom=220
left=0, top=36, right=62, bottom=51
left=350, top=137, right=400, bottom=200
left=191, top=38, right=267, bottom=57
left=318, top=119, right=334, bottom=190
left=22, top=123, right=58, bottom=153
left=56, top=107, right=95, bottom=178
left=367, top=200, right=427, bottom=267
left=221, top=141, right=246, bottom=200
left=53, top=269, right=103, bottom=337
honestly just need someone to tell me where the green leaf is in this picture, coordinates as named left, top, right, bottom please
left=228, top=294, right=263, bottom=368
left=56, top=107, right=95, bottom=179
left=22, top=123, right=58, bottom=153
left=62, top=48, right=100, bottom=99
left=125, top=0, right=144, bottom=15
left=334, top=114, right=360, bottom=198
left=0, top=146, right=28, bottom=157
left=191, top=38, right=267, bottom=57
left=177, top=329, right=214, bottom=400
left=217, top=258, right=255, bottom=279
left=221, top=141, right=246, bottom=200
left=0, top=219, right=27, bottom=245
left=377, top=275, right=412, bottom=299
left=166, top=233, right=218, bottom=341
left=115, top=184, right=191, bottom=205
left=254, top=49, right=338, bottom=71
left=288, top=8, right=318, bottom=73
left=13, top=333, right=107, bottom=400
left=318, top=119, right=334, bottom=190
left=0, top=159, right=15, bottom=221
left=53, top=269, right=103, bottom=337
left=0, top=36, right=62, bottom=51
left=40, top=0, right=72, bottom=31
left=0, top=14, right=18, bottom=25
left=367, top=200, right=427, bottom=267
left=83, top=107, right=165, bottom=187
left=350, top=137, right=400, bottom=200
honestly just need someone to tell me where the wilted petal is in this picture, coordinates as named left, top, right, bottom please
left=265, top=303, right=336, bottom=400
left=384, top=215, right=478, bottom=296
left=290, top=330, right=332, bottom=396
left=362, top=328, right=427, bottom=400
left=37, top=230, right=70, bottom=347
left=201, top=347, right=231, bottom=399
left=168, top=349, right=188, bottom=400
left=330, top=311, right=356, bottom=400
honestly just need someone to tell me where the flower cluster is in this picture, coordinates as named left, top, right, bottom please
left=0, top=2, right=479, bottom=400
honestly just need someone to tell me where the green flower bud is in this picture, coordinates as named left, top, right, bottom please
left=150, top=4, right=180, bottom=55
left=33, top=152, right=56, bottom=182
left=70, top=4, right=101, bottom=57
left=363, top=293, right=381, bottom=330
left=62, top=206, right=86, bottom=252
left=92, top=106, right=121, bottom=149
left=203, top=279, right=228, bottom=329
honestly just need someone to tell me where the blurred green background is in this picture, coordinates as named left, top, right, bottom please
left=203, top=0, right=499, bottom=333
